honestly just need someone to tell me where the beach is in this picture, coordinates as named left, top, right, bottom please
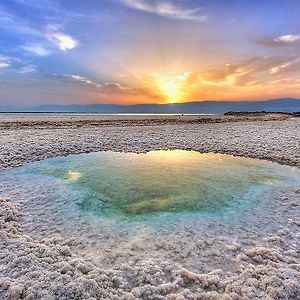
left=0, top=114, right=300, bottom=299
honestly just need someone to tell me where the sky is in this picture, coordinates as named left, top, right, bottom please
left=0, top=0, right=300, bottom=106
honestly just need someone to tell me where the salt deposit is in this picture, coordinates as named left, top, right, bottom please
left=0, top=115, right=299, bottom=299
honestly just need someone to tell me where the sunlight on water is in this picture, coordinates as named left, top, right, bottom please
left=3, top=150, right=299, bottom=219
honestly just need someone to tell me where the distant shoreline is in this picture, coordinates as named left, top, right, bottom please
left=0, top=111, right=299, bottom=117
left=1, top=98, right=300, bottom=115
left=224, top=111, right=300, bottom=116
left=0, top=112, right=216, bottom=115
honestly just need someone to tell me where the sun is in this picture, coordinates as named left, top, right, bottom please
left=159, top=80, right=181, bottom=103
left=156, top=75, right=186, bottom=103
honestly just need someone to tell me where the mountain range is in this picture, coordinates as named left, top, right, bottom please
left=1, top=98, right=300, bottom=114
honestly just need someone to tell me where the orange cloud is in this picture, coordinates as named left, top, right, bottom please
left=48, top=54, right=300, bottom=104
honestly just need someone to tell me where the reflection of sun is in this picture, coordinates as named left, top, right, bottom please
left=148, top=149, right=225, bottom=164
left=67, top=170, right=81, bottom=182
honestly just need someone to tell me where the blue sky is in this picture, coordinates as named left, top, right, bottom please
left=0, top=0, right=300, bottom=106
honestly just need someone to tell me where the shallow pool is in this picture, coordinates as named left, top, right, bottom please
left=1, top=150, right=300, bottom=221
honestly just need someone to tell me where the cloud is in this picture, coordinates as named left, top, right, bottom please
left=25, top=28, right=79, bottom=54
left=62, top=74, right=162, bottom=100
left=70, top=75, right=101, bottom=88
left=22, top=44, right=51, bottom=56
left=0, top=7, right=78, bottom=55
left=12, top=0, right=86, bottom=20
left=68, top=74, right=133, bottom=93
left=18, top=65, right=36, bottom=73
left=0, top=55, right=11, bottom=69
left=255, top=34, right=300, bottom=47
left=274, top=34, right=300, bottom=43
left=0, top=7, right=40, bottom=36
left=47, top=31, right=78, bottom=52
left=0, top=62, right=10, bottom=69
left=201, top=56, right=300, bottom=86
left=66, top=64, right=300, bottom=104
left=120, top=0, right=207, bottom=21
left=0, top=54, right=37, bottom=73
left=103, top=82, right=124, bottom=92
left=13, top=0, right=58, bottom=10
left=270, top=57, right=300, bottom=75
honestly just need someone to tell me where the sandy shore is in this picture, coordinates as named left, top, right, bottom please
left=0, top=114, right=300, bottom=299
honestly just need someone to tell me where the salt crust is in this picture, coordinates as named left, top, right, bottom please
left=0, top=193, right=299, bottom=299
left=0, top=117, right=300, bottom=299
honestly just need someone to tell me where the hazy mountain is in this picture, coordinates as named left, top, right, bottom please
left=1, top=98, right=300, bottom=114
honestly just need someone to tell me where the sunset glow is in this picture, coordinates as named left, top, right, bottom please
left=155, top=74, right=188, bottom=103
left=0, top=1, right=299, bottom=106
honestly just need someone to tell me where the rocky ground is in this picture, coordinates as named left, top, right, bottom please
left=0, top=114, right=299, bottom=299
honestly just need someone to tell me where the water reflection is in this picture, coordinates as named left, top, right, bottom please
left=16, top=150, right=300, bottom=218
left=67, top=170, right=81, bottom=182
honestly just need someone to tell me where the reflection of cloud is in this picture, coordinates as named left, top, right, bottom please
left=120, top=0, right=207, bottom=21
left=67, top=170, right=81, bottom=182
left=264, top=179, right=274, bottom=185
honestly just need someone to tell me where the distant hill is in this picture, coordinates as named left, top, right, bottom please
left=1, top=98, right=300, bottom=114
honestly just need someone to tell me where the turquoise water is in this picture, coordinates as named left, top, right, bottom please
left=2, top=150, right=299, bottom=220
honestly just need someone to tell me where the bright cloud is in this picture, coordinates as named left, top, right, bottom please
left=70, top=75, right=102, bottom=88
left=256, top=34, right=300, bottom=47
left=47, top=32, right=78, bottom=52
left=68, top=74, right=128, bottom=92
left=120, top=0, right=207, bottom=21
left=274, top=34, right=300, bottom=43
left=270, top=58, right=300, bottom=75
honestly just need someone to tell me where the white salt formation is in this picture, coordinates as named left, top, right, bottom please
left=0, top=115, right=299, bottom=299
left=1, top=190, right=299, bottom=299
